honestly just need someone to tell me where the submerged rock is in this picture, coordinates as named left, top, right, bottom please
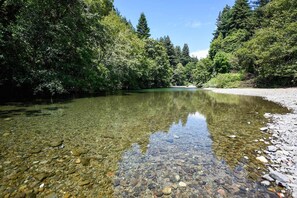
left=217, top=188, right=227, bottom=197
left=256, top=156, right=268, bottom=163
left=262, top=174, right=274, bottom=182
left=49, top=139, right=63, bottom=147
left=261, top=180, right=271, bottom=186
left=179, top=182, right=187, bottom=187
left=162, top=186, right=172, bottom=195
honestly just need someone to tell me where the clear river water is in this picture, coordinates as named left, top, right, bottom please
left=0, top=88, right=290, bottom=197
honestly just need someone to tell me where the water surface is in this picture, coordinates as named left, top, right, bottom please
left=0, top=89, right=289, bottom=197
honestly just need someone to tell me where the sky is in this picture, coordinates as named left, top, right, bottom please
left=114, top=0, right=235, bottom=59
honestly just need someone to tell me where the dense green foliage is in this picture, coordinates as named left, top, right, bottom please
left=0, top=0, right=174, bottom=97
left=204, top=73, right=243, bottom=88
left=2, top=0, right=295, bottom=96
left=203, top=0, right=297, bottom=87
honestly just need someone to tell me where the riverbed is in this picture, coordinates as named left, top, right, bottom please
left=0, top=88, right=291, bottom=197
left=210, top=88, right=297, bottom=197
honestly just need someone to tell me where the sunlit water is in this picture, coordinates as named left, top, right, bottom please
left=0, top=89, right=289, bottom=197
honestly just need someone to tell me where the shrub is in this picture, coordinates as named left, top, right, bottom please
left=204, top=73, right=243, bottom=88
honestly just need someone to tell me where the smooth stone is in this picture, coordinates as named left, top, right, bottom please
left=75, top=158, right=81, bottom=164
left=34, top=173, right=49, bottom=181
left=256, top=156, right=268, bottom=163
left=172, top=184, right=178, bottom=189
left=155, top=190, right=163, bottom=197
left=78, top=180, right=90, bottom=186
left=260, top=127, right=268, bottom=132
left=71, top=148, right=88, bottom=156
left=262, top=174, right=274, bottom=182
left=49, top=139, right=63, bottom=147
left=270, top=171, right=290, bottom=184
left=261, top=180, right=271, bottom=186
left=44, top=193, right=58, bottom=198
left=3, top=133, right=10, bottom=137
left=217, top=188, right=227, bottom=197
left=178, top=182, right=187, bottom=187
left=267, top=145, right=278, bottom=152
left=30, top=148, right=42, bottom=154
left=148, top=183, right=156, bottom=190
left=175, top=175, right=180, bottom=182
left=81, top=158, right=90, bottom=166
left=162, top=186, right=172, bottom=195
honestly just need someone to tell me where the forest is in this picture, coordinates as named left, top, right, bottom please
left=1, top=0, right=296, bottom=98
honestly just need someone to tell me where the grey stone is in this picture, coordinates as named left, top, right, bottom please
left=267, top=146, right=278, bottom=152
left=270, top=171, right=290, bottom=184
left=260, top=180, right=271, bottom=186
left=262, top=174, right=274, bottom=182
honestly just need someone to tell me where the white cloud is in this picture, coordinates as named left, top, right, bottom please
left=186, top=21, right=201, bottom=28
left=190, top=49, right=209, bottom=59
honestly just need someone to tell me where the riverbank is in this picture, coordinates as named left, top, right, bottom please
left=208, top=88, right=297, bottom=197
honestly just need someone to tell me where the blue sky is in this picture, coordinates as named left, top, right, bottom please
left=114, top=0, right=235, bottom=59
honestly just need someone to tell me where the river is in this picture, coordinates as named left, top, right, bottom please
left=0, top=88, right=289, bottom=197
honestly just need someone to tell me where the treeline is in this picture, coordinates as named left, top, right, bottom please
left=2, top=0, right=295, bottom=97
left=0, top=0, right=194, bottom=98
left=197, top=0, right=297, bottom=87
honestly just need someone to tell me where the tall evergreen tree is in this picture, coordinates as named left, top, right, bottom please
left=160, top=36, right=177, bottom=68
left=175, top=46, right=182, bottom=64
left=213, top=5, right=232, bottom=39
left=230, top=0, right=252, bottom=31
left=252, top=0, right=270, bottom=8
left=136, top=13, right=150, bottom=39
left=181, top=44, right=191, bottom=66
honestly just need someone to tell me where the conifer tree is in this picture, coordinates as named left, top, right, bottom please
left=213, top=5, right=232, bottom=39
left=175, top=46, right=182, bottom=64
left=136, top=13, right=150, bottom=39
left=160, top=36, right=177, bottom=68
left=181, top=44, right=191, bottom=66
left=231, top=0, right=252, bottom=31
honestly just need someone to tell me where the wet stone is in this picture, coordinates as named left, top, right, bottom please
left=179, top=182, right=187, bottom=187
left=3, top=132, right=10, bottom=137
left=34, top=173, right=50, bottom=181
left=155, top=190, right=164, bottom=197
left=148, top=183, right=156, bottom=190
left=30, top=148, right=42, bottom=154
left=78, top=180, right=90, bottom=186
left=256, top=156, right=268, bottom=163
left=81, top=158, right=90, bottom=166
left=49, top=139, right=63, bottom=147
left=44, top=193, right=58, bottom=198
left=162, top=186, right=172, bottom=195
left=268, top=146, right=277, bottom=152
left=217, top=188, right=227, bottom=197
left=261, top=180, right=271, bottom=186
left=262, top=174, right=274, bottom=182
left=71, top=148, right=88, bottom=156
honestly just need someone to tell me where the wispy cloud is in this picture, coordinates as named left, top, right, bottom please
left=190, top=49, right=209, bottom=59
left=186, top=21, right=202, bottom=28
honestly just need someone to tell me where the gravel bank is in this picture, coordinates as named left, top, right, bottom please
left=209, top=88, right=297, bottom=197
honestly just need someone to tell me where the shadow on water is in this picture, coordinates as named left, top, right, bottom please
left=0, top=88, right=290, bottom=197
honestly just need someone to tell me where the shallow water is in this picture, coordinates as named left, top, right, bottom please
left=0, top=88, right=290, bottom=197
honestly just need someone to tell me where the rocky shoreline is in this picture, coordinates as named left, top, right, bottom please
left=209, top=88, right=297, bottom=197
